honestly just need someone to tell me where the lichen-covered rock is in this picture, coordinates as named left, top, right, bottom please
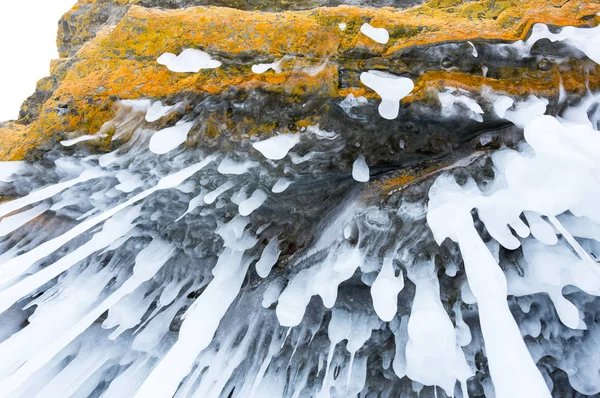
left=4, top=0, right=600, bottom=162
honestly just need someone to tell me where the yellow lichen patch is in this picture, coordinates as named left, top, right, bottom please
left=0, top=122, right=39, bottom=161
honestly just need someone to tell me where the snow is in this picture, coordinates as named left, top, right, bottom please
left=360, top=70, right=414, bottom=119
left=149, top=121, right=194, bottom=154
left=252, top=134, right=300, bottom=160
left=360, top=23, right=389, bottom=44
left=352, top=155, right=370, bottom=182
left=157, top=49, right=222, bottom=72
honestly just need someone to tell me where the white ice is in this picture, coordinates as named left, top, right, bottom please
left=371, top=255, right=404, bottom=322
left=239, top=189, right=268, bottom=216
left=218, top=157, right=258, bottom=175
left=157, top=49, right=222, bottom=73
left=360, top=71, right=414, bottom=120
left=149, top=121, right=194, bottom=154
left=360, top=23, right=389, bottom=44
left=252, top=58, right=283, bottom=74
left=60, top=134, right=103, bottom=147
left=252, top=134, right=300, bottom=160
left=352, top=155, right=370, bottom=182
left=256, top=237, right=281, bottom=278
left=145, top=101, right=176, bottom=122
left=0, top=161, right=25, bottom=183
left=272, top=178, right=292, bottom=193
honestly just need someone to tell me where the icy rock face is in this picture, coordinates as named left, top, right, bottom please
left=3, top=1, right=600, bottom=398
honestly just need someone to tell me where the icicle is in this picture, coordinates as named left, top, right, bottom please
left=133, top=217, right=257, bottom=398
left=0, top=205, right=141, bottom=315
left=0, top=239, right=175, bottom=396
left=0, top=155, right=215, bottom=287
left=256, top=237, right=281, bottom=278
left=371, top=254, right=404, bottom=322
left=0, top=168, right=106, bottom=219
left=0, top=203, right=50, bottom=237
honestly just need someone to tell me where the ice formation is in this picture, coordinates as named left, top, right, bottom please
left=157, top=49, right=222, bottom=72
left=252, top=133, right=300, bottom=160
left=360, top=71, right=414, bottom=119
left=360, top=23, right=390, bottom=44
left=3, top=15, right=600, bottom=398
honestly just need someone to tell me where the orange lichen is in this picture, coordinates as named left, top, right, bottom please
left=3, top=0, right=600, bottom=161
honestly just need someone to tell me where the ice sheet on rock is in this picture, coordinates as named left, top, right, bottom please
left=360, top=23, right=389, bottom=44
left=424, top=104, right=600, bottom=397
left=0, top=156, right=214, bottom=288
left=145, top=101, right=176, bottom=122
left=252, top=134, right=300, bottom=160
left=360, top=70, right=414, bottom=120
left=352, top=155, right=370, bottom=182
left=438, top=89, right=484, bottom=122
left=157, top=49, right=222, bottom=72
left=149, top=121, right=194, bottom=155
left=0, top=239, right=175, bottom=396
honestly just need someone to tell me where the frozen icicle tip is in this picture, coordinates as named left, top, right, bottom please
left=338, top=23, right=347, bottom=31
left=352, top=155, right=370, bottom=182
left=360, top=23, right=389, bottom=44
left=157, top=48, right=221, bottom=73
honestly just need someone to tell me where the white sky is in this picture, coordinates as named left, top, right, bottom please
left=0, top=0, right=76, bottom=121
